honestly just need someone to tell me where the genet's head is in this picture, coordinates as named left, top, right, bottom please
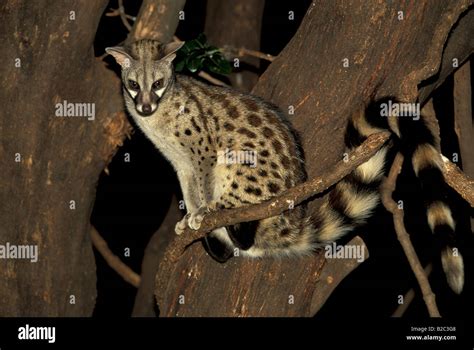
left=106, top=39, right=183, bottom=117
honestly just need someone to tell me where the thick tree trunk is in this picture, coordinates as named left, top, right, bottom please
left=0, top=0, right=183, bottom=316
left=155, top=0, right=473, bottom=317
left=0, top=0, right=129, bottom=316
left=204, top=0, right=265, bottom=91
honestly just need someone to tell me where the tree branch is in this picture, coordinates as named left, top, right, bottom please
left=91, top=227, right=141, bottom=288
left=117, top=0, right=133, bottom=31
left=381, top=153, right=441, bottom=317
left=392, top=263, right=433, bottom=317
left=155, top=131, right=391, bottom=308
left=442, top=155, right=474, bottom=207
left=221, top=45, right=275, bottom=62
left=128, top=0, right=186, bottom=43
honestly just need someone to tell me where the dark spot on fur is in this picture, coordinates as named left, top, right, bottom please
left=272, top=140, right=282, bottom=152
left=191, top=118, right=201, bottom=133
left=190, top=147, right=195, bottom=154
left=281, top=155, right=291, bottom=168
left=242, top=97, right=259, bottom=111
left=247, top=114, right=262, bottom=127
left=245, top=187, right=262, bottom=196
left=260, top=159, right=267, bottom=165
left=243, top=142, right=255, bottom=148
left=228, top=105, right=240, bottom=119
left=280, top=228, right=290, bottom=236
left=231, top=182, right=238, bottom=189
left=270, top=162, right=278, bottom=169
left=197, top=149, right=201, bottom=155
left=205, top=146, right=209, bottom=152
left=237, top=127, right=256, bottom=138
left=285, top=178, right=293, bottom=188
left=224, top=122, right=235, bottom=131
left=184, top=107, right=190, bottom=113
left=174, top=131, right=180, bottom=137
left=268, top=182, right=280, bottom=193
left=213, top=116, right=220, bottom=131
left=263, top=127, right=274, bottom=138
left=272, top=171, right=281, bottom=179
left=207, top=135, right=212, bottom=144
left=260, top=150, right=270, bottom=157
left=258, top=169, right=268, bottom=177
left=185, top=129, right=192, bottom=136
left=246, top=175, right=257, bottom=182
left=236, top=170, right=243, bottom=176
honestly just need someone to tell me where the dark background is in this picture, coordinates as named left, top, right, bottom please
left=91, top=0, right=473, bottom=318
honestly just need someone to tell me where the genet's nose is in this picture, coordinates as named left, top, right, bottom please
left=142, top=104, right=152, bottom=115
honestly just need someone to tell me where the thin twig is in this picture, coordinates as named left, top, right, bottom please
left=381, top=153, right=441, bottom=317
left=91, top=227, right=141, bottom=288
left=155, top=132, right=391, bottom=307
left=118, top=0, right=133, bottom=31
left=197, top=71, right=228, bottom=87
left=442, top=155, right=474, bottom=207
left=106, top=8, right=136, bottom=21
left=222, top=46, right=275, bottom=62
left=392, top=263, right=433, bottom=317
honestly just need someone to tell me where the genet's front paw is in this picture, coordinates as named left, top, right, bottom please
left=174, top=215, right=188, bottom=235
left=187, top=206, right=210, bottom=230
left=187, top=211, right=204, bottom=230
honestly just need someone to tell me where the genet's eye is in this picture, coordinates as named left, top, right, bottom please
left=152, top=79, right=164, bottom=90
left=128, top=80, right=139, bottom=90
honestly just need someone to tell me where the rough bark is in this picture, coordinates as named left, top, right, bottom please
left=453, top=61, right=474, bottom=228
left=154, top=0, right=473, bottom=316
left=204, top=0, right=265, bottom=92
left=128, top=0, right=186, bottom=43
left=159, top=236, right=367, bottom=317
left=0, top=0, right=184, bottom=316
left=0, top=0, right=130, bottom=316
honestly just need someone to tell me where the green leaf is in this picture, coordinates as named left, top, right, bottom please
left=174, top=59, right=185, bottom=72
left=173, top=33, right=232, bottom=77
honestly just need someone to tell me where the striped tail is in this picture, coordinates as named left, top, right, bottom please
left=312, top=98, right=464, bottom=294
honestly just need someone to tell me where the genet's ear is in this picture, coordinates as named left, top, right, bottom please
left=161, top=41, right=184, bottom=65
left=105, top=47, right=133, bottom=68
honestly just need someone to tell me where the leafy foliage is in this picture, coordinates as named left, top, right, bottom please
left=174, top=34, right=232, bottom=76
